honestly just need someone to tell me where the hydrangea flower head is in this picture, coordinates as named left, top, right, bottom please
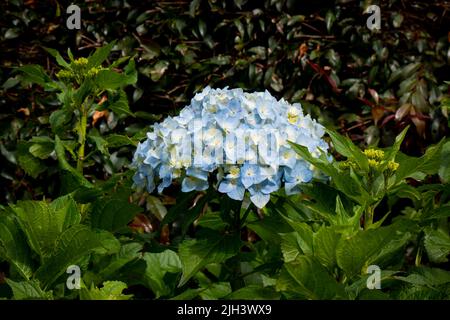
left=132, top=87, right=328, bottom=208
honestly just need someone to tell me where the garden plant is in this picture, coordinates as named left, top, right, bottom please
left=0, top=0, right=449, bottom=301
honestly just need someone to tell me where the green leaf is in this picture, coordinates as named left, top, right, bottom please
left=0, top=212, right=34, bottom=279
left=384, top=126, right=409, bottom=162
left=149, top=60, right=169, bottom=82
left=142, top=250, right=182, bottom=298
left=394, top=139, right=445, bottom=184
left=276, top=256, right=346, bottom=299
left=89, top=135, right=108, bottom=156
left=325, top=11, right=336, bottom=32
left=424, top=204, right=450, bottom=220
left=17, top=142, right=46, bottom=178
left=10, top=195, right=81, bottom=260
left=388, top=62, right=421, bottom=85
left=17, top=65, right=51, bottom=87
left=96, top=242, right=143, bottom=280
left=438, top=141, right=450, bottom=183
left=106, top=89, right=133, bottom=116
left=80, top=281, right=132, bottom=300
left=91, top=230, right=121, bottom=256
left=280, top=216, right=313, bottom=255
left=34, top=225, right=106, bottom=288
left=73, top=79, right=94, bottom=106
left=49, top=194, right=81, bottom=230
left=280, top=232, right=303, bottom=263
left=289, top=142, right=369, bottom=205
left=226, top=285, right=280, bottom=300
left=336, top=222, right=414, bottom=277
left=105, top=134, right=136, bottom=148
left=123, top=58, right=138, bottom=85
left=199, top=282, right=232, bottom=300
left=178, top=232, right=242, bottom=287
left=146, top=195, right=168, bottom=221
left=326, top=129, right=368, bottom=171
left=55, top=135, right=94, bottom=192
left=95, top=70, right=124, bottom=89
left=90, top=198, right=142, bottom=233
left=313, top=226, right=341, bottom=269
left=87, top=41, right=116, bottom=68
left=395, top=267, right=450, bottom=287
left=6, top=279, right=53, bottom=300
left=42, top=47, right=70, bottom=68
left=189, top=0, right=200, bottom=17
left=424, top=227, right=450, bottom=263
left=29, top=144, right=53, bottom=160
left=49, top=109, right=73, bottom=134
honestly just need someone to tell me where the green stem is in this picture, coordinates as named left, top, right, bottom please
left=76, top=104, right=88, bottom=173
left=230, top=201, right=245, bottom=291
left=364, top=205, right=375, bottom=229
left=415, top=246, right=422, bottom=266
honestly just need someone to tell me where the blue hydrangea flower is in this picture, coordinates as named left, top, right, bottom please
left=132, top=87, right=329, bottom=208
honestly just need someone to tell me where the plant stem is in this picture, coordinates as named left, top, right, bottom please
left=364, top=205, right=375, bottom=229
left=415, top=245, right=422, bottom=266
left=230, top=201, right=245, bottom=291
left=76, top=104, right=88, bottom=173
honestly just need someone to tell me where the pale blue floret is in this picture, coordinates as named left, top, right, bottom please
left=284, top=161, right=313, bottom=195
left=181, top=176, right=209, bottom=192
left=218, top=179, right=245, bottom=201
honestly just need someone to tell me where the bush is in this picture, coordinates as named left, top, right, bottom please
left=0, top=1, right=449, bottom=300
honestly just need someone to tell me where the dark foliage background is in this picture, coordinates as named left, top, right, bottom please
left=1, top=0, right=449, bottom=204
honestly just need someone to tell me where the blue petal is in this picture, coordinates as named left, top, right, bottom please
left=227, top=184, right=245, bottom=201
left=250, top=192, right=270, bottom=208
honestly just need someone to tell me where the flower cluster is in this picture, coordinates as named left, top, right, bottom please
left=56, top=58, right=103, bottom=84
left=132, top=87, right=329, bottom=208
left=340, top=148, right=399, bottom=173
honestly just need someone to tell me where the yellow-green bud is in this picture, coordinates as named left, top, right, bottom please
left=86, top=67, right=100, bottom=78
left=56, top=70, right=73, bottom=79
left=73, top=57, right=89, bottom=66
left=364, top=149, right=385, bottom=161
left=387, top=160, right=399, bottom=172
left=368, top=159, right=381, bottom=169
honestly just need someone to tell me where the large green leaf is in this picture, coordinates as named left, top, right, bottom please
left=0, top=213, right=34, bottom=279
left=86, top=41, right=116, bottom=68
left=90, top=198, right=142, bottom=233
left=326, top=129, right=368, bottom=171
left=80, top=281, right=132, bottom=300
left=6, top=279, right=53, bottom=300
left=105, top=89, right=133, bottom=116
left=394, top=139, right=445, bottom=184
left=424, top=227, right=450, bottom=263
left=336, top=222, right=414, bottom=277
left=313, top=226, right=341, bottom=270
left=178, top=231, right=242, bottom=287
left=276, top=256, right=346, bottom=299
left=34, top=225, right=107, bottom=288
left=96, top=242, right=143, bottom=280
left=95, top=70, right=135, bottom=90
left=395, top=267, right=450, bottom=287
left=16, top=64, right=51, bottom=87
left=142, top=250, right=182, bottom=298
left=10, top=195, right=80, bottom=260
left=280, top=232, right=304, bottom=263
